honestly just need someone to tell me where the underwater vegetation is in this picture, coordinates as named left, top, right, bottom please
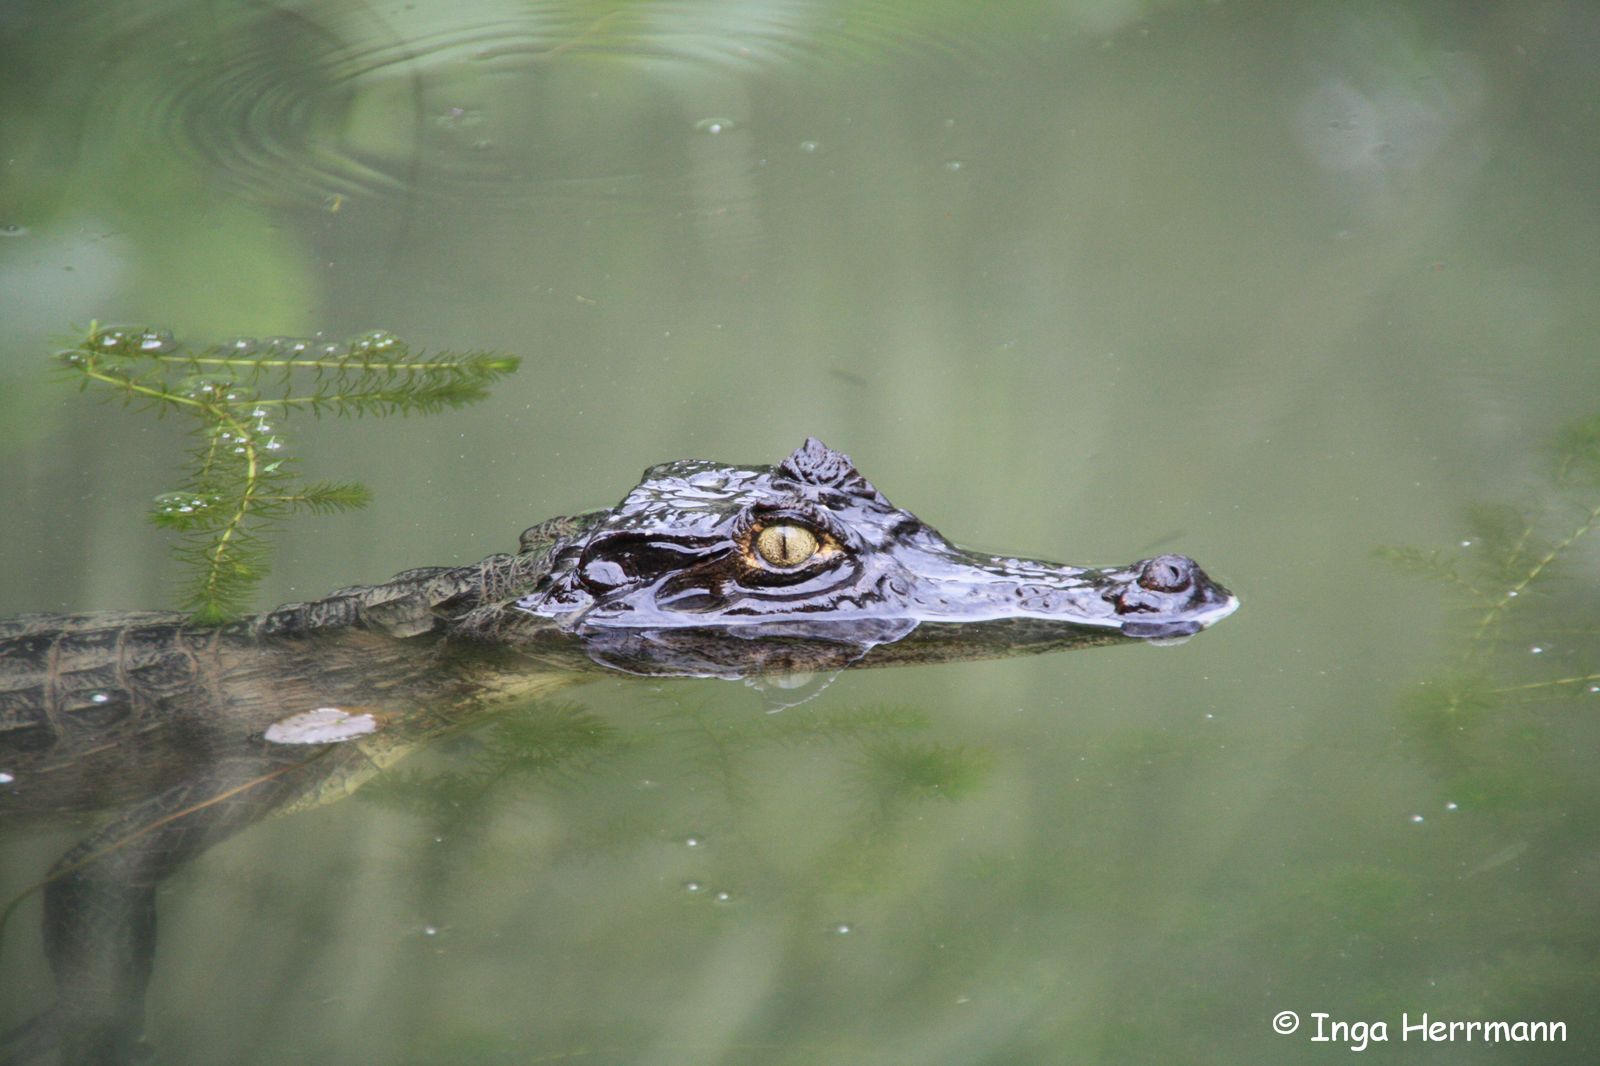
left=360, top=696, right=982, bottom=853
left=1357, top=417, right=1600, bottom=1030
left=1061, top=419, right=1600, bottom=1063
left=55, top=325, right=519, bottom=622
left=1378, top=415, right=1600, bottom=731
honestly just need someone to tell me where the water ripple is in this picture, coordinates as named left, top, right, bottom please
left=104, top=1, right=992, bottom=208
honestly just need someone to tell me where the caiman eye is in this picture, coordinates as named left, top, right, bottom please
left=755, top=523, right=819, bottom=568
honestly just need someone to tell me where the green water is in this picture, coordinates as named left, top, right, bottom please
left=3, top=2, right=1599, bottom=1063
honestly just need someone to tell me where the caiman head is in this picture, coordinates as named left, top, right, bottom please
left=501, top=439, right=1237, bottom=680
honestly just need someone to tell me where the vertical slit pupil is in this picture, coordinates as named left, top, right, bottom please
left=759, top=524, right=815, bottom=566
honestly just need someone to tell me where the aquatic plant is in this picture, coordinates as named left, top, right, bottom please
left=360, top=698, right=941, bottom=836
left=358, top=702, right=627, bottom=825
left=1377, top=432, right=1600, bottom=860
left=1379, top=417, right=1600, bottom=674
left=56, top=325, right=519, bottom=622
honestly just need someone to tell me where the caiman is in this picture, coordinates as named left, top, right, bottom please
left=0, top=438, right=1237, bottom=1064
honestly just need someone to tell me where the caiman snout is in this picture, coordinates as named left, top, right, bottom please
left=1108, top=554, right=1230, bottom=616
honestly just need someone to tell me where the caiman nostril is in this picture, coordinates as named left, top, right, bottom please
left=1137, top=554, right=1194, bottom=593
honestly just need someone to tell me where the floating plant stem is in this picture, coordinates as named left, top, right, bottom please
left=57, top=324, right=518, bottom=622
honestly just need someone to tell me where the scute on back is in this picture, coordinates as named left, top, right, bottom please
left=1, top=611, right=193, bottom=738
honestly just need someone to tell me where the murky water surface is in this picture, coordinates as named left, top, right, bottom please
left=3, top=2, right=1599, bottom=1063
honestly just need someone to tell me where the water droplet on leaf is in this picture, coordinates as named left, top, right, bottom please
left=351, top=330, right=401, bottom=355
left=153, top=491, right=215, bottom=517
left=136, top=329, right=175, bottom=354
left=176, top=375, right=234, bottom=400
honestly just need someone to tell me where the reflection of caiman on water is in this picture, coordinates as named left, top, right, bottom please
left=0, top=439, right=1236, bottom=1063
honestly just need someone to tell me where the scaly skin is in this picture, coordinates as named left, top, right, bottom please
left=0, top=440, right=1236, bottom=1064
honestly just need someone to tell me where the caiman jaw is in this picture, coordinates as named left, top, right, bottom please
left=897, top=545, right=1239, bottom=638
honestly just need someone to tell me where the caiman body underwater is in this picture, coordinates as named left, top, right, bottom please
left=0, top=439, right=1237, bottom=1064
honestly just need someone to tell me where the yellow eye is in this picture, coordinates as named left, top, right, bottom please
left=755, top=523, right=819, bottom=568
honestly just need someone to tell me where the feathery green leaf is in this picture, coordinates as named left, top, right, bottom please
left=57, top=324, right=520, bottom=623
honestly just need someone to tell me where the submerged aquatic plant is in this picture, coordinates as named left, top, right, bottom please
left=57, top=324, right=519, bottom=622
left=1377, top=416, right=1600, bottom=698
left=360, top=699, right=940, bottom=833
left=1352, top=420, right=1600, bottom=1033
left=1376, top=416, right=1600, bottom=800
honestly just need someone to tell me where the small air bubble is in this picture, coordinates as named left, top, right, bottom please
left=683, top=880, right=704, bottom=894
left=0, top=771, right=14, bottom=784
left=178, top=375, right=233, bottom=400
left=436, top=106, right=484, bottom=129
left=1589, top=685, right=1599, bottom=694
left=153, top=492, right=213, bottom=516
left=831, top=922, right=854, bottom=935
left=422, top=924, right=439, bottom=937
left=1459, top=539, right=1473, bottom=547
left=684, top=834, right=704, bottom=848
left=1530, top=645, right=1544, bottom=654
left=1506, top=590, right=1518, bottom=598
left=1444, top=801, right=1459, bottom=812
left=90, top=692, right=111, bottom=704
left=1409, top=813, right=1425, bottom=824
left=352, top=330, right=400, bottom=355
left=694, top=117, right=736, bottom=134
left=136, top=329, right=174, bottom=353
left=799, top=140, right=819, bottom=153
left=712, top=890, right=733, bottom=903
left=0, top=223, right=28, bottom=237
left=943, top=160, right=964, bottom=172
